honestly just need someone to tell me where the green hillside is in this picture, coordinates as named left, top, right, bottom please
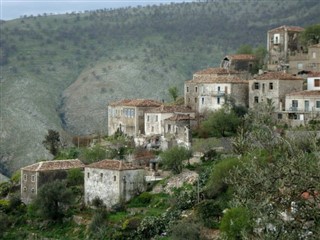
left=1, top=0, right=320, bottom=175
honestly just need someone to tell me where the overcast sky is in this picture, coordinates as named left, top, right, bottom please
left=0, top=0, right=193, bottom=20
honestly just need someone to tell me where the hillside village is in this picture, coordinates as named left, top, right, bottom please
left=1, top=23, right=320, bottom=239
left=19, top=24, right=320, bottom=204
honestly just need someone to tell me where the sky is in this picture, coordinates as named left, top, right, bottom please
left=0, top=0, right=193, bottom=20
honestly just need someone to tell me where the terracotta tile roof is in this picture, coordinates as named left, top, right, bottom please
left=146, top=105, right=194, bottom=113
left=309, top=43, right=320, bottom=48
left=308, top=72, right=320, bottom=77
left=86, top=159, right=143, bottom=170
left=187, top=75, right=248, bottom=84
left=166, top=113, right=193, bottom=121
left=21, top=159, right=84, bottom=171
left=109, top=99, right=162, bottom=107
left=286, top=90, right=320, bottom=97
left=254, top=72, right=304, bottom=81
left=226, top=54, right=256, bottom=60
left=268, top=25, right=304, bottom=32
left=194, top=67, right=240, bottom=75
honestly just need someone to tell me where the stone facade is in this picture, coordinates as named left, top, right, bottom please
left=144, top=105, right=195, bottom=136
left=221, top=54, right=257, bottom=72
left=249, top=72, right=304, bottom=111
left=184, top=67, right=248, bottom=113
left=267, top=25, right=304, bottom=72
left=20, top=159, right=84, bottom=204
left=108, top=99, right=162, bottom=137
left=84, top=160, right=145, bottom=208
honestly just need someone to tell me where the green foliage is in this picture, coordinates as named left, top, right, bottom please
left=0, top=212, right=10, bottom=238
left=300, top=23, right=320, bottom=45
left=91, top=196, right=105, bottom=208
left=79, top=145, right=106, bottom=164
left=128, top=192, right=153, bottom=207
left=220, top=207, right=252, bottom=239
left=160, top=146, right=192, bottom=174
left=0, top=199, right=10, bottom=212
left=196, top=200, right=223, bottom=228
left=236, top=44, right=253, bottom=54
left=55, top=147, right=80, bottom=160
left=10, top=171, right=21, bottom=185
left=122, top=216, right=142, bottom=231
left=42, top=129, right=61, bottom=156
left=170, top=219, right=201, bottom=240
left=205, top=157, right=242, bottom=198
left=168, top=86, right=179, bottom=101
left=200, top=149, right=219, bottom=162
left=32, top=180, right=74, bottom=221
left=67, top=168, right=84, bottom=186
left=0, top=182, right=10, bottom=198
left=171, top=184, right=197, bottom=211
left=89, top=209, right=109, bottom=238
left=199, top=108, right=241, bottom=138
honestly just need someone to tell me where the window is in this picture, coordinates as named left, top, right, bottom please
left=31, top=188, right=35, bottom=193
left=217, top=97, right=220, bottom=104
left=254, top=82, right=260, bottom=90
left=297, top=63, right=303, bottom=70
left=87, top=172, right=90, bottom=178
left=269, top=82, right=273, bottom=90
left=155, top=115, right=158, bottom=122
left=201, top=97, right=205, bottom=105
left=195, top=87, right=198, bottom=92
left=151, top=126, right=154, bottom=132
left=24, top=174, right=27, bottom=181
left=292, top=100, right=298, bottom=110
left=313, top=52, right=316, bottom=59
left=217, top=86, right=221, bottom=92
left=100, top=173, right=103, bottom=179
left=254, top=96, right=259, bottom=103
left=316, top=101, right=320, bottom=108
left=274, top=33, right=280, bottom=44
left=147, top=116, right=150, bottom=122
left=23, top=187, right=27, bottom=192
left=114, top=176, right=117, bottom=181
left=195, top=98, right=197, bottom=103
left=315, top=79, right=320, bottom=87
left=186, top=87, right=189, bottom=92
left=168, top=124, right=171, bottom=132
left=278, top=113, right=282, bottom=119
left=31, top=175, right=35, bottom=182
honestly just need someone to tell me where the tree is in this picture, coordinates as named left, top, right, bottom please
left=168, top=86, right=178, bottom=102
left=199, top=108, right=241, bottom=138
left=160, top=146, right=192, bottom=174
left=300, top=24, right=320, bottom=46
left=31, top=180, right=74, bottom=221
left=43, top=129, right=61, bottom=156
left=236, top=44, right=253, bottom=54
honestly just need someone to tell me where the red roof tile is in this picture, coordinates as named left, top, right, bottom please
left=268, top=25, right=304, bottom=32
left=308, top=72, right=320, bottom=77
left=109, top=99, right=162, bottom=107
left=194, top=67, right=240, bottom=75
left=226, top=54, right=256, bottom=60
left=86, top=159, right=143, bottom=170
left=187, top=75, right=248, bottom=84
left=166, top=113, right=193, bottom=121
left=254, top=72, right=304, bottom=81
left=286, top=90, right=320, bottom=97
left=146, top=105, right=194, bottom=113
left=21, top=159, right=84, bottom=171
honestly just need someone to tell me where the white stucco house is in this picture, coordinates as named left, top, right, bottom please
left=84, top=159, right=145, bottom=208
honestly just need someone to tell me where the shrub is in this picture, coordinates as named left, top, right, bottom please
left=122, top=216, right=142, bottom=231
left=67, top=168, right=84, bottom=186
left=0, top=182, right=10, bottom=197
left=196, top=200, right=223, bottom=228
left=220, top=207, right=252, bottom=239
left=92, top=197, right=105, bottom=208
left=89, top=209, right=108, bottom=237
left=170, top=219, right=200, bottom=240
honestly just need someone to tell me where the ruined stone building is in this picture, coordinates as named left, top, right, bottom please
left=108, top=99, right=162, bottom=137
left=84, top=160, right=145, bottom=208
left=20, top=159, right=84, bottom=204
left=221, top=54, right=257, bottom=72
left=184, top=67, right=248, bottom=113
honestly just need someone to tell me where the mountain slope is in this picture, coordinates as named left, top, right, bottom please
left=1, top=0, right=320, bottom=175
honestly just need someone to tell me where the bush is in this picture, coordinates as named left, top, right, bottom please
left=170, top=219, right=200, bottom=240
left=160, top=146, right=192, bottom=174
left=122, top=216, right=142, bottom=231
left=67, top=168, right=84, bottom=186
left=196, top=200, right=223, bottom=228
left=92, top=196, right=105, bottom=208
left=89, top=209, right=108, bottom=237
left=220, top=207, right=252, bottom=239
left=0, top=182, right=10, bottom=198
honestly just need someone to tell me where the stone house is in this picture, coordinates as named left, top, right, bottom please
left=289, top=43, right=320, bottom=74
left=267, top=25, right=305, bottom=72
left=249, top=72, right=304, bottom=111
left=163, top=114, right=194, bottom=149
left=144, top=105, right=195, bottom=136
left=278, top=73, right=320, bottom=125
left=84, top=159, right=145, bottom=208
left=108, top=99, right=162, bottom=137
left=184, top=67, right=248, bottom=113
left=221, top=54, right=257, bottom=72
left=20, top=159, right=84, bottom=204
